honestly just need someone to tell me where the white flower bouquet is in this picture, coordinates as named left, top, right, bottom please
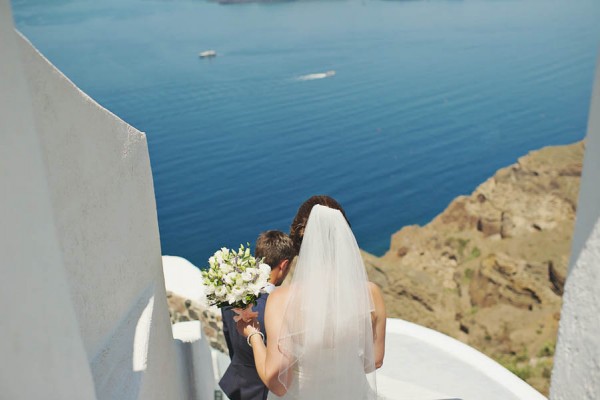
left=202, top=244, right=271, bottom=312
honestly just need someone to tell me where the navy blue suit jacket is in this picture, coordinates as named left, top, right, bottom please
left=219, top=294, right=269, bottom=400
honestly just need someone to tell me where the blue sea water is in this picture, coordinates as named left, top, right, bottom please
left=11, top=0, right=600, bottom=267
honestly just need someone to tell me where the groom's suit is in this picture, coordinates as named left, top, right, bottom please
left=219, top=291, right=270, bottom=400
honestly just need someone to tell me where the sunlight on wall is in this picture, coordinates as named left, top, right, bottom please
left=133, top=294, right=155, bottom=372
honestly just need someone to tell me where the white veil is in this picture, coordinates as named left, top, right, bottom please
left=277, top=205, right=377, bottom=399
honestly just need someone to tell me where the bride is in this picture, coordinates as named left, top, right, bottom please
left=238, top=196, right=387, bottom=399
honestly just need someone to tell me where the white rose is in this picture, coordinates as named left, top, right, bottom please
left=232, top=286, right=245, bottom=297
left=204, top=284, right=215, bottom=295
left=215, top=286, right=227, bottom=298
left=242, top=271, right=253, bottom=282
left=249, top=283, right=262, bottom=296
left=259, top=263, right=271, bottom=276
left=227, top=287, right=244, bottom=304
left=227, top=293, right=237, bottom=304
left=220, top=263, right=232, bottom=274
left=256, top=273, right=268, bottom=288
left=256, top=276, right=269, bottom=288
left=224, top=272, right=236, bottom=285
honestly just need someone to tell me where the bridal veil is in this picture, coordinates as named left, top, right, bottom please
left=277, top=205, right=377, bottom=399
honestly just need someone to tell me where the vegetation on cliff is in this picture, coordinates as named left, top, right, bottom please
left=363, top=141, right=584, bottom=395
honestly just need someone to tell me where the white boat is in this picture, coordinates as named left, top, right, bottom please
left=198, top=50, right=217, bottom=58
left=297, top=70, right=336, bottom=81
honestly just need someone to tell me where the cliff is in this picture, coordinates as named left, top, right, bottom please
left=364, top=141, right=584, bottom=394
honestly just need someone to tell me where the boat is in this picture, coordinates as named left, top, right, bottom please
left=297, top=70, right=336, bottom=81
left=198, top=50, right=217, bottom=58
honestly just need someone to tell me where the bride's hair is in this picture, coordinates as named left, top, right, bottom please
left=289, top=195, right=350, bottom=255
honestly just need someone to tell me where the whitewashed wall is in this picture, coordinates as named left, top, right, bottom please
left=16, top=31, right=186, bottom=400
left=0, top=1, right=97, bottom=399
left=17, top=31, right=184, bottom=400
left=172, top=321, right=220, bottom=400
left=551, top=58, right=600, bottom=399
left=0, top=1, right=191, bottom=398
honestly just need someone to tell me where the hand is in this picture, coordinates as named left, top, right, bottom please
left=232, top=306, right=259, bottom=323
left=236, top=317, right=261, bottom=338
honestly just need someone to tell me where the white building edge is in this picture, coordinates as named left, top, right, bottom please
left=1, top=0, right=598, bottom=398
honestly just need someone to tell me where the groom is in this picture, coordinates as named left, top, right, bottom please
left=219, top=230, right=295, bottom=400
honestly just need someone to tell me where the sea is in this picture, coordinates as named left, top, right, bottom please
left=11, top=0, right=600, bottom=268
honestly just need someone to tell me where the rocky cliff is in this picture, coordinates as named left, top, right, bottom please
left=364, top=141, right=584, bottom=395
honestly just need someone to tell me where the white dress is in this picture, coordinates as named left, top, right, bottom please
left=269, top=206, right=380, bottom=400
left=267, top=349, right=377, bottom=400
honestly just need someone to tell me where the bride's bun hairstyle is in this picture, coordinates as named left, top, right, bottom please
left=289, top=195, right=350, bottom=255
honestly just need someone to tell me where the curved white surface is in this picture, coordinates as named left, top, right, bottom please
left=380, top=319, right=546, bottom=400
left=163, top=255, right=206, bottom=303
left=172, top=320, right=203, bottom=343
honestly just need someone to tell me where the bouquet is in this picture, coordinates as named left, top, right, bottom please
left=202, top=244, right=271, bottom=321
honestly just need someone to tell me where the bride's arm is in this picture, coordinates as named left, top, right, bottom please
left=244, top=289, right=289, bottom=397
left=369, top=282, right=386, bottom=369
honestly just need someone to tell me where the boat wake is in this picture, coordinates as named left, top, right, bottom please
left=296, top=70, right=336, bottom=81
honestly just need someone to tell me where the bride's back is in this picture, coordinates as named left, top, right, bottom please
left=258, top=203, right=386, bottom=399
left=270, top=205, right=379, bottom=398
left=267, top=284, right=377, bottom=400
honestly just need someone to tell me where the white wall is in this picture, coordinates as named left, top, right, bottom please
left=172, top=321, right=220, bottom=400
left=0, top=1, right=97, bottom=398
left=0, top=2, right=191, bottom=398
left=15, top=30, right=186, bottom=400
left=550, top=58, right=600, bottom=399
left=163, top=255, right=206, bottom=304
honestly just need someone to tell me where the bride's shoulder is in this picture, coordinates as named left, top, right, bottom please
left=265, top=286, right=290, bottom=317
left=267, top=285, right=291, bottom=304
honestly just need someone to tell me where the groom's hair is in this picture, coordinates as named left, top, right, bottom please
left=255, top=230, right=295, bottom=268
left=289, top=195, right=350, bottom=256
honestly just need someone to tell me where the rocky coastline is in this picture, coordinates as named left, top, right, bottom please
left=363, top=140, right=583, bottom=394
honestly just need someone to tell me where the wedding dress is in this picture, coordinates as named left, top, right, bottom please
left=270, top=205, right=378, bottom=400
